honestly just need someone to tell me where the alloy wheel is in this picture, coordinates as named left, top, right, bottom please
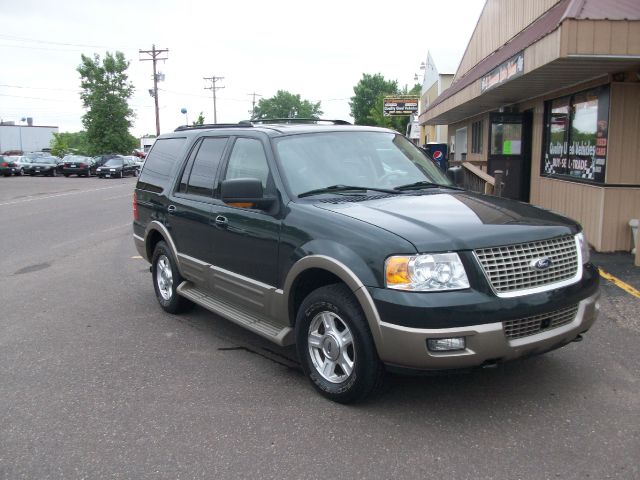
left=156, top=255, right=173, bottom=301
left=308, top=311, right=355, bottom=383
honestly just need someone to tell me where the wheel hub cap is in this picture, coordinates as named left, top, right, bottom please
left=308, top=311, right=355, bottom=383
left=156, top=255, right=173, bottom=301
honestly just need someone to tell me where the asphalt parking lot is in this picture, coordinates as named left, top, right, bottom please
left=1, top=176, right=639, bottom=479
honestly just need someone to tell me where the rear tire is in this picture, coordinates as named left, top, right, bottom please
left=151, top=241, right=192, bottom=314
left=295, top=284, right=385, bottom=404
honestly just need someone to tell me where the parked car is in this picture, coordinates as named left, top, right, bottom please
left=123, top=154, right=144, bottom=168
left=11, top=155, right=34, bottom=168
left=96, top=156, right=139, bottom=178
left=62, top=155, right=95, bottom=177
left=133, top=120, right=599, bottom=404
left=1, top=155, right=24, bottom=176
left=24, top=156, right=61, bottom=176
left=93, top=154, right=121, bottom=169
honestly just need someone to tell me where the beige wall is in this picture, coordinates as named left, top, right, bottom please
left=607, top=83, right=640, bottom=185
left=526, top=81, right=640, bottom=252
left=455, top=0, right=562, bottom=81
left=447, top=114, right=490, bottom=166
left=420, top=75, right=455, bottom=145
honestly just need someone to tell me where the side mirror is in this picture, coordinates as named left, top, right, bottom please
left=221, top=178, right=275, bottom=209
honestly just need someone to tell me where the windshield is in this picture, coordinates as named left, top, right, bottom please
left=274, top=131, right=451, bottom=196
left=104, top=158, right=124, bottom=167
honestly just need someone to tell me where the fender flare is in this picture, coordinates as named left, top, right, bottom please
left=144, top=221, right=185, bottom=277
left=282, top=255, right=384, bottom=350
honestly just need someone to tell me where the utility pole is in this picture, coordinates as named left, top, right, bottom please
left=203, top=76, right=225, bottom=124
left=139, top=45, right=168, bottom=136
left=248, top=92, right=262, bottom=119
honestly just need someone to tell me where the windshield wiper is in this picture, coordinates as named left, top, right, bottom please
left=394, top=180, right=462, bottom=192
left=298, top=184, right=399, bottom=198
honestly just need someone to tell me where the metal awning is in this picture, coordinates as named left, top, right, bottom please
left=423, top=55, right=640, bottom=125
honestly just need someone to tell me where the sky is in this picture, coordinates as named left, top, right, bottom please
left=0, top=0, right=486, bottom=138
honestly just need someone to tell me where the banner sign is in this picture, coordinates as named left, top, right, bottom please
left=383, top=97, right=419, bottom=116
left=480, top=52, right=524, bottom=92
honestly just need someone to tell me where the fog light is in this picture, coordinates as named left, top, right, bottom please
left=427, top=337, right=466, bottom=352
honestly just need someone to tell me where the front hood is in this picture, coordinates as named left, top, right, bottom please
left=314, top=191, right=579, bottom=251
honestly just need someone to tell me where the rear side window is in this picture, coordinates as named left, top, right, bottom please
left=138, top=137, right=186, bottom=192
left=183, top=137, right=228, bottom=197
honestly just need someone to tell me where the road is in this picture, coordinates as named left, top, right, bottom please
left=1, top=176, right=639, bottom=479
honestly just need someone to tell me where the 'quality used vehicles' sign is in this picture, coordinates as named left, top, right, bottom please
left=383, top=97, right=419, bottom=116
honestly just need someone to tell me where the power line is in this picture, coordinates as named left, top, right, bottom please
left=0, top=84, right=79, bottom=92
left=0, top=33, right=130, bottom=50
left=203, top=76, right=224, bottom=124
left=139, top=45, right=169, bottom=136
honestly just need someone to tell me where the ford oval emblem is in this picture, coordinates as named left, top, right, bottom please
left=531, top=257, right=553, bottom=270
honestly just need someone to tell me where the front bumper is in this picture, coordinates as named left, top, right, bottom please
left=63, top=168, right=90, bottom=175
left=375, top=290, right=599, bottom=370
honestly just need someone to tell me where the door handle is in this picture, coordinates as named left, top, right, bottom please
left=167, top=205, right=177, bottom=213
left=215, top=215, right=228, bottom=227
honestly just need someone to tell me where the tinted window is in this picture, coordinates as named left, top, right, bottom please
left=224, top=138, right=269, bottom=188
left=185, top=137, right=228, bottom=197
left=138, top=137, right=186, bottom=192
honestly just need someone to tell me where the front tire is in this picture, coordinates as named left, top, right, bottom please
left=295, top=284, right=385, bottom=404
left=151, top=241, right=192, bottom=314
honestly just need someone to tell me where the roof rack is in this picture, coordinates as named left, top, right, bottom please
left=247, top=118, right=352, bottom=125
left=174, top=123, right=253, bottom=132
left=173, top=118, right=352, bottom=132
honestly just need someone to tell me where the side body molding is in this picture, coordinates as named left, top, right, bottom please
left=281, top=255, right=385, bottom=350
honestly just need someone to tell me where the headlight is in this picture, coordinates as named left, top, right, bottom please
left=576, top=232, right=590, bottom=264
left=385, top=253, right=470, bottom=291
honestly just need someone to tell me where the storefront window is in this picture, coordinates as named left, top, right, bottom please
left=542, top=86, right=609, bottom=183
left=491, top=122, right=522, bottom=155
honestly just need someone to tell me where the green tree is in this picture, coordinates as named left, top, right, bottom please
left=192, top=112, right=205, bottom=126
left=50, top=131, right=90, bottom=157
left=349, top=73, right=398, bottom=125
left=350, top=74, right=421, bottom=133
left=366, top=84, right=421, bottom=135
left=252, top=90, right=322, bottom=120
left=77, top=51, right=137, bottom=155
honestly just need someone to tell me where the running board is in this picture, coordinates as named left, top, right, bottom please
left=177, top=282, right=294, bottom=346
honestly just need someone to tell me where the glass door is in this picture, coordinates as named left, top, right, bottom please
left=488, top=112, right=532, bottom=201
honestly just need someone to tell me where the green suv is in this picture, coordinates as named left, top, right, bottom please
left=133, top=120, right=599, bottom=403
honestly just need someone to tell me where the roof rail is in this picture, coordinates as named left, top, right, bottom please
left=173, top=123, right=253, bottom=132
left=247, top=118, right=352, bottom=125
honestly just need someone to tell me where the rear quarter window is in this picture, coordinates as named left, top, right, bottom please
left=137, top=137, right=187, bottom=192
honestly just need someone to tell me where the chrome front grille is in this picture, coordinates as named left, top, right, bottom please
left=474, top=235, right=579, bottom=295
left=503, top=304, right=579, bottom=340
